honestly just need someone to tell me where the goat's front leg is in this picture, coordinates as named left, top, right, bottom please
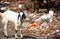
left=20, top=22, right=23, bottom=39
left=15, top=23, right=18, bottom=39
left=20, top=29, right=23, bottom=38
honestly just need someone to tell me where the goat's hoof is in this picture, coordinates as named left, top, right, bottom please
left=15, top=38, right=18, bottom=39
left=4, top=35, right=9, bottom=38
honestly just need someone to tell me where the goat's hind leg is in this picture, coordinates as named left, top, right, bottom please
left=3, top=21, right=9, bottom=38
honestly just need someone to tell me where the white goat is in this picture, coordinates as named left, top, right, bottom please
left=0, top=10, right=24, bottom=39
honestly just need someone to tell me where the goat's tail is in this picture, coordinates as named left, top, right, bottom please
left=0, top=13, right=3, bottom=19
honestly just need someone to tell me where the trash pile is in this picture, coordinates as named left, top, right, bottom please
left=22, top=16, right=60, bottom=38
